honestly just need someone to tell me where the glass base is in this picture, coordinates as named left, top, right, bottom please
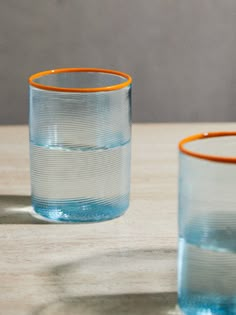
left=32, top=197, right=129, bottom=223
left=179, top=294, right=236, bottom=315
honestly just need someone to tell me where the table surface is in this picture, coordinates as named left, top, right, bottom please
left=1, top=123, right=235, bottom=315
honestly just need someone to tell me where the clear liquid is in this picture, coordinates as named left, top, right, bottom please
left=179, top=230, right=236, bottom=315
left=30, top=141, right=130, bottom=222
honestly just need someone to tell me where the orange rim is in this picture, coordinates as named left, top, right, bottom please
left=29, top=68, right=132, bottom=93
left=179, top=131, right=236, bottom=164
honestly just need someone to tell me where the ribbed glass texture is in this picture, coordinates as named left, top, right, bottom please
left=178, top=136, right=236, bottom=314
left=29, top=70, right=131, bottom=222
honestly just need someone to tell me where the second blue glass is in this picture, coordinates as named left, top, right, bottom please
left=178, top=131, right=236, bottom=315
left=29, top=68, right=132, bottom=222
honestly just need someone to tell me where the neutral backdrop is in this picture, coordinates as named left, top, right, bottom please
left=1, top=0, right=236, bottom=124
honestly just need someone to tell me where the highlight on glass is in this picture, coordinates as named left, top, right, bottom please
left=178, top=131, right=236, bottom=315
left=29, top=68, right=132, bottom=222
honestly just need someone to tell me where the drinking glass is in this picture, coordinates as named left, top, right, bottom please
left=178, top=131, right=236, bottom=315
left=29, top=68, right=132, bottom=222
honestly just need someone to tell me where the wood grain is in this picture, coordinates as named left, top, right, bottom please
left=0, top=123, right=235, bottom=314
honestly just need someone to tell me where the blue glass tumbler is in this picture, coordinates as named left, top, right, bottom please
left=178, top=131, right=236, bottom=315
left=29, top=68, right=132, bottom=222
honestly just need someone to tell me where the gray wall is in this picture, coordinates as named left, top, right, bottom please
left=1, top=0, right=236, bottom=124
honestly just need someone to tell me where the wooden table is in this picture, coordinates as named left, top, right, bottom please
left=0, top=123, right=235, bottom=315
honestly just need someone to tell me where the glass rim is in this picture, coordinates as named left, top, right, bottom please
left=179, top=131, right=236, bottom=164
left=28, top=68, right=132, bottom=93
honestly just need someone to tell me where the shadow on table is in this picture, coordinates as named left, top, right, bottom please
left=34, top=292, right=181, bottom=315
left=35, top=248, right=180, bottom=314
left=50, top=248, right=177, bottom=297
left=0, top=195, right=47, bottom=224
